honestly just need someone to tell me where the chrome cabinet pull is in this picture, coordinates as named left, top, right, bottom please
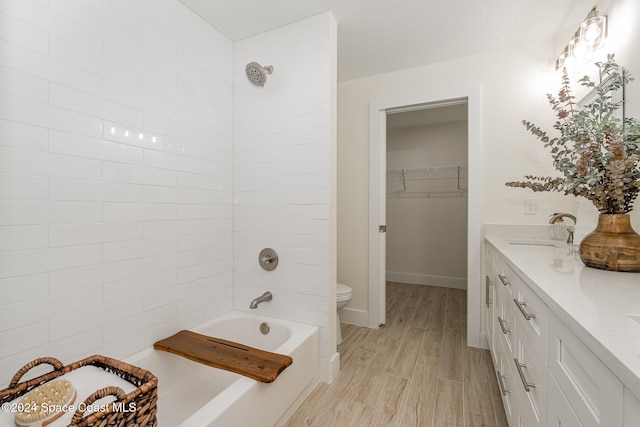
left=514, top=298, right=536, bottom=320
left=497, top=370, right=510, bottom=396
left=498, top=274, right=510, bottom=286
left=498, top=316, right=510, bottom=335
left=514, top=358, right=536, bottom=392
left=485, top=276, right=493, bottom=307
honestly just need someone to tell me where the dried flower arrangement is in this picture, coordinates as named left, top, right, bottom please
left=506, top=54, right=640, bottom=214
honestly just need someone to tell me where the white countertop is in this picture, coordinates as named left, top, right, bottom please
left=485, top=225, right=640, bottom=398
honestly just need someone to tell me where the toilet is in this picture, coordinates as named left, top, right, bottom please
left=336, top=283, right=353, bottom=345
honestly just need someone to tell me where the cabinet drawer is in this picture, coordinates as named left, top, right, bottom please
left=487, top=244, right=502, bottom=272
left=548, top=312, right=623, bottom=427
left=490, top=307, right=500, bottom=366
left=495, top=335, right=516, bottom=426
left=514, top=321, right=547, bottom=425
left=514, top=381, right=540, bottom=427
left=548, top=373, right=582, bottom=427
left=513, top=280, right=548, bottom=363
left=497, top=262, right=517, bottom=297
left=495, top=286, right=515, bottom=357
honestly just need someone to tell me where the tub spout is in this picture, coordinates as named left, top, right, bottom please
left=250, top=291, right=272, bottom=309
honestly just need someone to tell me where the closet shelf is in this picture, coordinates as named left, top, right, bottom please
left=387, top=166, right=468, bottom=196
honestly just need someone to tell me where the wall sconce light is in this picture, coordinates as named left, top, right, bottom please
left=555, top=7, right=607, bottom=72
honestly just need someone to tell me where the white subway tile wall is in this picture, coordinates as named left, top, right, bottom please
left=0, top=0, right=234, bottom=385
left=233, top=13, right=334, bottom=379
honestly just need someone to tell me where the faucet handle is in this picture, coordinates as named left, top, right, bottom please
left=566, top=226, right=575, bottom=244
left=259, top=248, right=279, bottom=271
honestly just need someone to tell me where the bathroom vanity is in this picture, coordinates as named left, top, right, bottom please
left=484, top=225, right=640, bottom=427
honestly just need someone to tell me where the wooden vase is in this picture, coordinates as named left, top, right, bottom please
left=579, top=214, right=640, bottom=272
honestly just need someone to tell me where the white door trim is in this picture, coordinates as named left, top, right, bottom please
left=368, top=107, right=387, bottom=328
left=368, top=85, right=483, bottom=347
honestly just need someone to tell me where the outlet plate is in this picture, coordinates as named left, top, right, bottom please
left=524, top=198, right=537, bottom=215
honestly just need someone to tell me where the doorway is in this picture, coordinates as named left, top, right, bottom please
left=386, top=103, right=468, bottom=292
left=368, top=85, right=482, bottom=348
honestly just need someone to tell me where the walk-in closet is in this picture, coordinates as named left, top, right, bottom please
left=385, top=103, right=469, bottom=289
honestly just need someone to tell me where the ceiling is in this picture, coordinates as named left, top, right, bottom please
left=180, top=0, right=596, bottom=82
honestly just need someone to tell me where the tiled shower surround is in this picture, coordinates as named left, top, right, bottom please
left=0, top=0, right=335, bottom=384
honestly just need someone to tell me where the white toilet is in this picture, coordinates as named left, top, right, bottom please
left=336, top=282, right=353, bottom=345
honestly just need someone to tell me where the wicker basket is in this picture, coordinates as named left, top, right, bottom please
left=0, top=355, right=158, bottom=427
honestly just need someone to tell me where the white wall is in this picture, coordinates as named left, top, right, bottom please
left=338, top=43, right=571, bottom=316
left=386, top=121, right=468, bottom=288
left=233, top=13, right=337, bottom=381
left=0, top=0, right=234, bottom=385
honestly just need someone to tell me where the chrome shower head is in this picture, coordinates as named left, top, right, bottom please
left=246, top=62, right=273, bottom=87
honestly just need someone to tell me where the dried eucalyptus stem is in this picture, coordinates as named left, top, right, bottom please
left=506, top=54, right=640, bottom=214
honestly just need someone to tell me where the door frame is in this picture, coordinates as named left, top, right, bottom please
left=368, top=85, right=483, bottom=347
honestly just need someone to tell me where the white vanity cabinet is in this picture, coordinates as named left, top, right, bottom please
left=485, top=239, right=639, bottom=427
left=491, top=253, right=547, bottom=427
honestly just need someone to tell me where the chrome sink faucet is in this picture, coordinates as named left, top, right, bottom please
left=250, top=291, right=272, bottom=309
left=548, top=213, right=576, bottom=224
left=549, top=213, right=577, bottom=244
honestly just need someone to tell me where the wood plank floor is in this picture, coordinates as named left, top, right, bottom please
left=284, top=282, right=508, bottom=427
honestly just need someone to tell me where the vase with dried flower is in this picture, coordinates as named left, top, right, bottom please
left=506, top=54, right=640, bottom=272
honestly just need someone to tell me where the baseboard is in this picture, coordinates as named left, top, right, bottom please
left=386, top=271, right=467, bottom=289
left=328, top=351, right=340, bottom=383
left=480, top=331, right=489, bottom=350
left=340, top=307, right=368, bottom=327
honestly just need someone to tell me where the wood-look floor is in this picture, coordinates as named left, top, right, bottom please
left=284, top=282, right=508, bottom=427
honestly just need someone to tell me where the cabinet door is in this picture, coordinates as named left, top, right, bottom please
left=548, top=372, right=583, bottom=427
left=485, top=274, right=496, bottom=355
left=548, top=312, right=623, bottom=427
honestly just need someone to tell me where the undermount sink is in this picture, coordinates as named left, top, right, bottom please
left=506, top=239, right=566, bottom=248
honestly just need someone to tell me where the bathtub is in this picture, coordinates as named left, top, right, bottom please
left=127, top=311, right=320, bottom=427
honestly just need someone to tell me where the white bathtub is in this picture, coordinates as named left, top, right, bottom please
left=128, top=311, right=320, bottom=427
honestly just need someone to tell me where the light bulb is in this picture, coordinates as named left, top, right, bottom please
left=583, top=23, right=601, bottom=42
left=580, top=15, right=606, bottom=50
left=571, top=37, right=588, bottom=58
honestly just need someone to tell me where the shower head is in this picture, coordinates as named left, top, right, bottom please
left=246, top=62, right=273, bottom=87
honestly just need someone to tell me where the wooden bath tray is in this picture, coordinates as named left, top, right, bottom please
left=153, top=330, right=292, bottom=383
